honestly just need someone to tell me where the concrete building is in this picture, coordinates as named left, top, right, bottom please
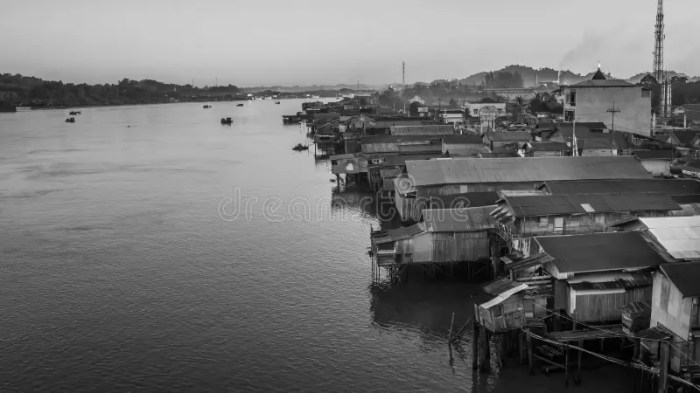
left=464, top=102, right=507, bottom=118
left=562, top=68, right=652, bottom=136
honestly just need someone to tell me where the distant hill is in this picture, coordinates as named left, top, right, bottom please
left=456, top=65, right=698, bottom=88
left=239, top=83, right=387, bottom=93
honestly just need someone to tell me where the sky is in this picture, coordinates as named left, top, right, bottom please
left=1, top=0, right=699, bottom=87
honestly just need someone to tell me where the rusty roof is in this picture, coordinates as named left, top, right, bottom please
left=442, top=134, right=483, bottom=144
left=542, top=179, right=700, bottom=195
left=660, top=262, right=700, bottom=297
left=405, top=156, right=652, bottom=187
left=422, top=205, right=498, bottom=232
left=502, top=193, right=681, bottom=217
left=537, top=232, right=665, bottom=274
left=390, top=125, right=455, bottom=136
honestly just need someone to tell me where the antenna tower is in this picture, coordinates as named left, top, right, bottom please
left=402, top=61, right=405, bottom=88
left=653, top=0, right=664, bottom=82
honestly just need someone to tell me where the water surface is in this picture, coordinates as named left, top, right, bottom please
left=0, top=101, right=632, bottom=392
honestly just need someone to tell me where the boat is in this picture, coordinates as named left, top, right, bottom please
left=221, top=117, right=233, bottom=125
left=275, top=101, right=281, bottom=104
left=65, top=117, right=75, bottom=123
left=236, top=103, right=244, bottom=107
left=15, top=105, right=31, bottom=112
left=69, top=110, right=81, bottom=115
left=203, top=105, right=212, bottom=109
left=292, top=143, right=309, bottom=151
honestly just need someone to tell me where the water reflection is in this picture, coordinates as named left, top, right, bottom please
left=370, top=280, right=479, bottom=338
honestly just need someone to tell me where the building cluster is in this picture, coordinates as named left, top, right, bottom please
left=285, top=69, right=700, bottom=387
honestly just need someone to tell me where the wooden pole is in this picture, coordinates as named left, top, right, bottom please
left=448, top=312, right=456, bottom=344
left=659, top=341, right=669, bottom=393
left=527, top=330, right=534, bottom=374
left=577, top=339, right=583, bottom=385
left=472, top=322, right=479, bottom=370
left=483, top=330, right=491, bottom=372
left=565, top=343, right=570, bottom=386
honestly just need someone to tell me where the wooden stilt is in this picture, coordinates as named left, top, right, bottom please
left=483, top=330, right=491, bottom=372
left=565, top=344, right=570, bottom=386
left=576, top=339, right=583, bottom=385
left=526, top=330, right=534, bottom=375
left=472, top=323, right=479, bottom=370
left=659, top=341, right=669, bottom=393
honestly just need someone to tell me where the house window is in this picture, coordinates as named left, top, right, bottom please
left=565, top=110, right=575, bottom=122
left=642, top=89, right=651, bottom=98
left=566, top=92, right=576, bottom=106
left=539, top=217, right=548, bottom=228
left=568, top=217, right=580, bottom=227
left=554, top=217, right=564, bottom=230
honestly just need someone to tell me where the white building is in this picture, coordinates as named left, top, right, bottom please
left=464, top=102, right=507, bottom=118
left=562, top=68, right=652, bottom=136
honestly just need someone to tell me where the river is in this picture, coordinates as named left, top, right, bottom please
left=0, top=101, right=633, bottom=392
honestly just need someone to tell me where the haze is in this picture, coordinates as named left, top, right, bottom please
left=2, top=0, right=698, bottom=87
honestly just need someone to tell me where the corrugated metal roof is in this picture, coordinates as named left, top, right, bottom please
left=542, top=179, right=700, bottom=196
left=537, top=232, right=665, bottom=274
left=422, top=205, right=498, bottom=232
left=371, top=223, right=425, bottom=244
left=571, top=79, right=634, bottom=88
left=442, top=134, right=483, bottom=144
left=638, top=216, right=700, bottom=260
left=503, top=193, right=681, bottom=217
left=480, top=278, right=530, bottom=309
left=660, top=262, right=700, bottom=297
left=418, top=191, right=499, bottom=209
left=483, top=277, right=525, bottom=296
left=405, top=156, right=652, bottom=187
left=486, top=131, right=531, bottom=142
left=390, top=125, right=455, bottom=136
left=505, top=252, right=554, bottom=271
left=633, top=150, right=676, bottom=160
left=379, top=153, right=445, bottom=166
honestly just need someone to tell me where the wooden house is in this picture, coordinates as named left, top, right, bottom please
left=390, top=125, right=455, bottom=136
left=393, top=156, right=653, bottom=223
left=538, top=179, right=700, bottom=196
left=525, top=141, right=571, bottom=157
left=666, top=130, right=700, bottom=159
left=633, top=150, right=675, bottom=177
left=360, top=135, right=442, bottom=156
left=489, top=192, right=682, bottom=256
left=365, top=153, right=444, bottom=193
left=536, top=232, right=665, bottom=323
left=476, top=278, right=548, bottom=333
left=370, top=205, right=498, bottom=266
left=542, top=122, right=633, bottom=156
left=483, top=131, right=531, bottom=154
left=648, top=261, right=700, bottom=373
left=441, top=134, right=486, bottom=157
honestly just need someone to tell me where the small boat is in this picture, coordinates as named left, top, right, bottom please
left=221, top=117, right=233, bottom=125
left=15, top=105, right=31, bottom=112
left=65, top=117, right=75, bottom=123
left=69, top=111, right=81, bottom=115
left=292, top=143, right=309, bottom=151
left=236, top=103, right=244, bottom=107
left=203, top=105, right=212, bottom=109
left=275, top=101, right=281, bottom=104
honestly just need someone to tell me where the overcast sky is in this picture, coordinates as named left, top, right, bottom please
left=1, top=0, right=698, bottom=87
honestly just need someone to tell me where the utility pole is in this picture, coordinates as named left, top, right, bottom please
left=572, top=120, right=578, bottom=157
left=607, top=103, right=621, bottom=156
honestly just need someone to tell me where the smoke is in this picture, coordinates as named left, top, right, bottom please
left=559, top=26, right=650, bottom=78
